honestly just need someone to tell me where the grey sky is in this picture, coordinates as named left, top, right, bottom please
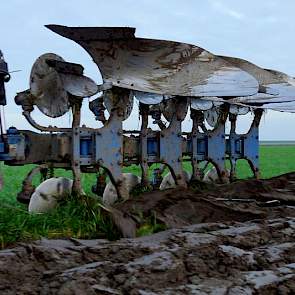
left=1, top=0, right=295, bottom=139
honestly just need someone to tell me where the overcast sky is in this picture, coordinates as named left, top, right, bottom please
left=1, top=0, right=295, bottom=139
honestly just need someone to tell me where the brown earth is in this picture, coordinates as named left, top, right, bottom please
left=1, top=173, right=295, bottom=294
left=114, top=172, right=295, bottom=232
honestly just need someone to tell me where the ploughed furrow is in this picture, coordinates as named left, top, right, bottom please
left=0, top=217, right=294, bottom=294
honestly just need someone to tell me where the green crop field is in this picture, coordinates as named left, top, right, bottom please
left=1, top=145, right=295, bottom=248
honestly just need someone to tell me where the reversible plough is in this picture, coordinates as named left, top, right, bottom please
left=1, top=25, right=295, bottom=202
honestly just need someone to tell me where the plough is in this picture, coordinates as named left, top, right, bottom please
left=1, top=25, right=295, bottom=202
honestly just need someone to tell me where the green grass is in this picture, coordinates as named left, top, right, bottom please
left=0, top=196, right=119, bottom=248
left=1, top=145, right=295, bottom=248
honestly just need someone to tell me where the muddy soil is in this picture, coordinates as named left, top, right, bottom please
left=116, top=172, right=295, bottom=230
left=1, top=173, right=295, bottom=294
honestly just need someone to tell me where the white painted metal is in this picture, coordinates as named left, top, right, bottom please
left=47, top=25, right=259, bottom=98
left=133, top=91, right=163, bottom=105
left=30, top=53, right=70, bottom=118
left=190, top=98, right=213, bottom=110
left=61, top=74, right=98, bottom=97
left=229, top=105, right=250, bottom=115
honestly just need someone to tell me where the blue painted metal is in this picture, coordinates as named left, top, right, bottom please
left=190, top=107, right=228, bottom=181
left=186, top=137, right=208, bottom=157
left=0, top=108, right=261, bottom=181
left=80, top=137, right=92, bottom=157
left=158, top=99, right=188, bottom=187
left=7, top=127, right=21, bottom=144
left=227, top=110, right=262, bottom=179
left=0, top=142, right=4, bottom=153
left=147, top=137, right=158, bottom=157
left=0, top=127, right=25, bottom=161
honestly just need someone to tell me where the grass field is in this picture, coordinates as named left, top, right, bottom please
left=1, top=145, right=295, bottom=248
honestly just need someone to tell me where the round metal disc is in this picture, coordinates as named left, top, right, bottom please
left=213, top=101, right=224, bottom=107
left=61, top=74, right=98, bottom=97
left=30, top=53, right=70, bottom=118
left=133, top=91, right=163, bottom=105
left=204, top=107, right=220, bottom=127
left=229, top=105, right=250, bottom=115
left=104, top=90, right=134, bottom=120
left=190, top=98, right=213, bottom=110
left=163, top=95, right=174, bottom=100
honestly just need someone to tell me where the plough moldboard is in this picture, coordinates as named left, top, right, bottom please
left=0, top=25, right=295, bottom=202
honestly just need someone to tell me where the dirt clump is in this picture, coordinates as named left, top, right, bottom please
left=0, top=218, right=294, bottom=294
left=0, top=173, right=295, bottom=294
left=115, top=172, right=295, bottom=231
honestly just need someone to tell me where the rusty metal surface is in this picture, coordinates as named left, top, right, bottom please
left=46, top=25, right=259, bottom=98
left=46, top=25, right=295, bottom=114
left=160, top=97, right=188, bottom=122
left=46, top=25, right=136, bottom=40
left=6, top=130, right=71, bottom=165
left=45, top=59, right=84, bottom=75
left=30, top=53, right=70, bottom=118
left=30, top=53, right=98, bottom=118
left=104, top=88, right=133, bottom=120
